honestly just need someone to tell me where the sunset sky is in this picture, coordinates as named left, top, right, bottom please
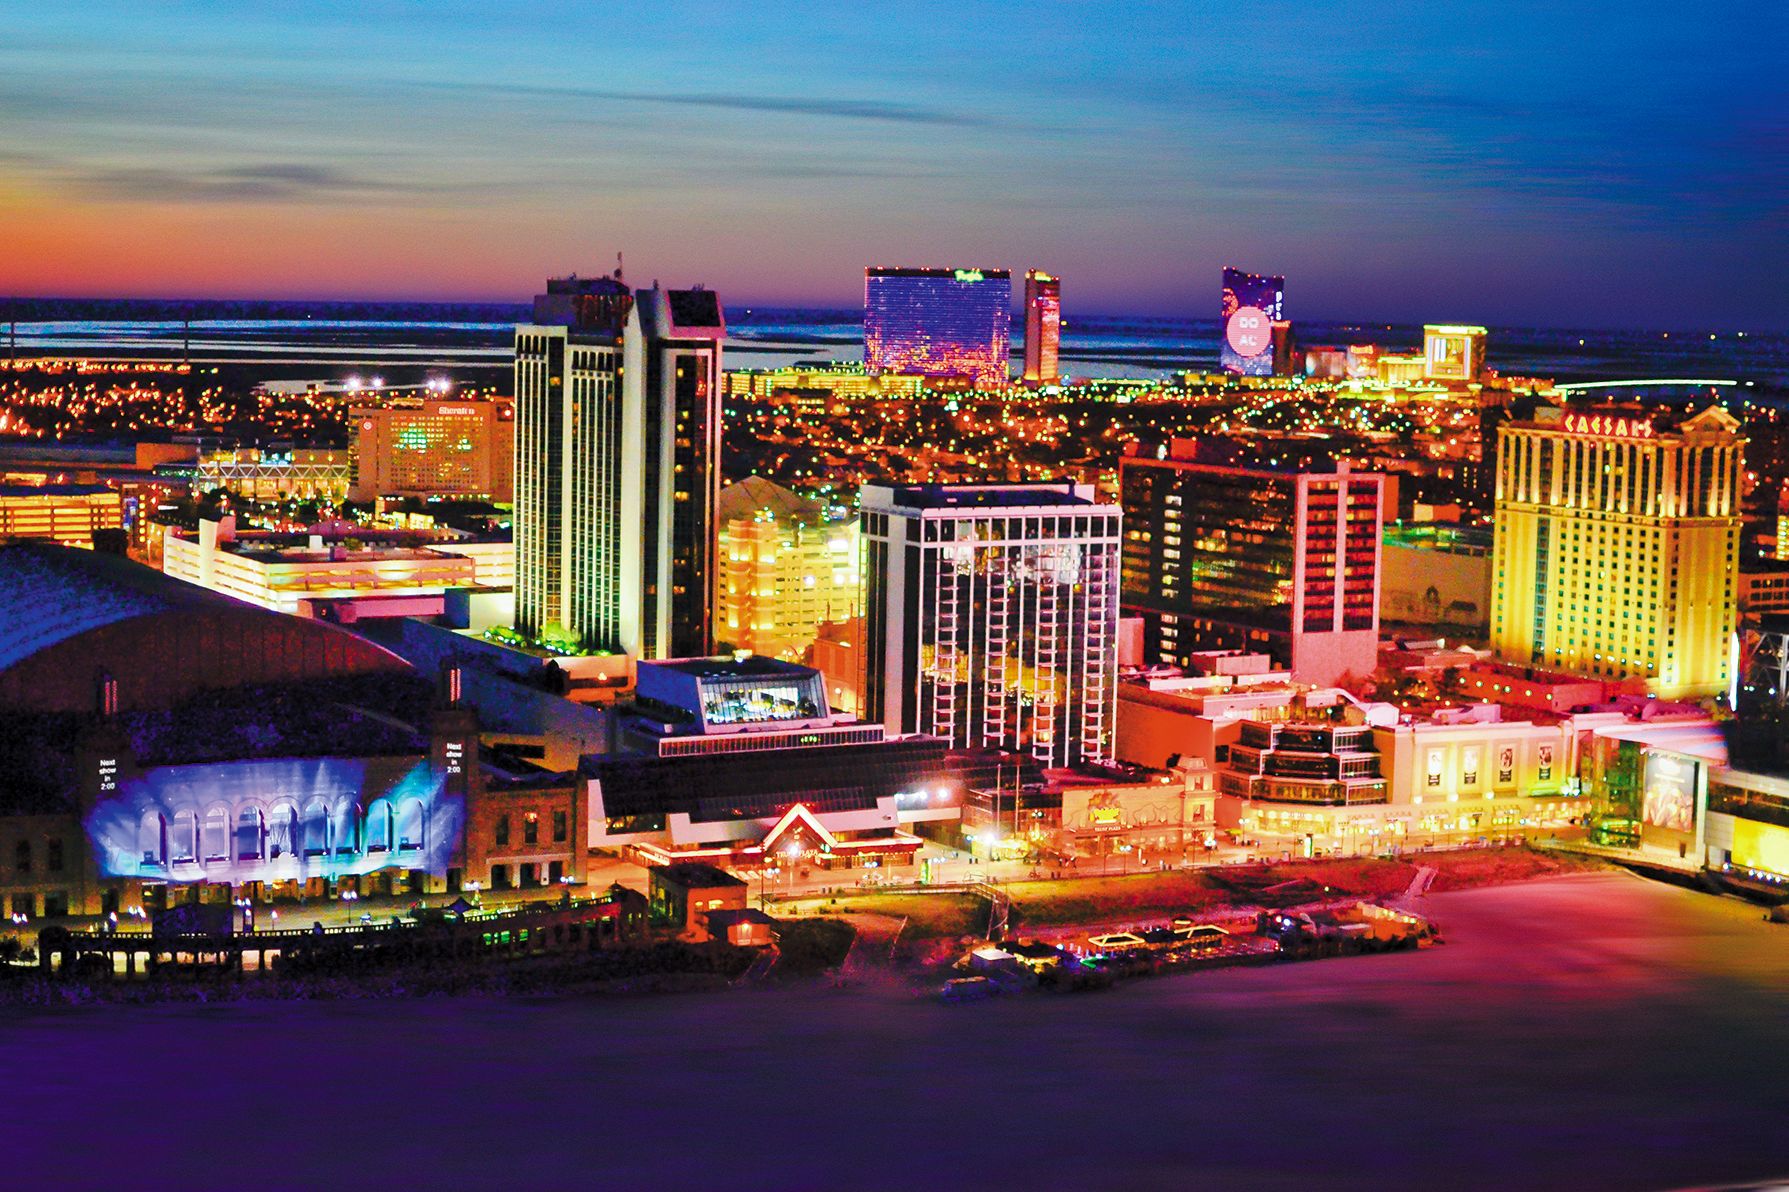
left=3, top=1, right=1784, bottom=329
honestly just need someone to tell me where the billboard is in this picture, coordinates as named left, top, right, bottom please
left=1220, top=267, right=1284, bottom=376
left=1641, top=752, right=1699, bottom=834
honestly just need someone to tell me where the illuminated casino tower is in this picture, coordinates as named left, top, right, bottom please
left=1022, top=269, right=1061, bottom=386
left=864, top=267, right=1011, bottom=386
left=514, top=275, right=724, bottom=658
left=1220, top=266, right=1285, bottom=377
left=1491, top=405, right=1743, bottom=699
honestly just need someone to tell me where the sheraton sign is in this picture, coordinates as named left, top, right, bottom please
left=1561, top=413, right=1653, bottom=439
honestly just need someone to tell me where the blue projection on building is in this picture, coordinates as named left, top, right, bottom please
left=87, top=756, right=464, bottom=883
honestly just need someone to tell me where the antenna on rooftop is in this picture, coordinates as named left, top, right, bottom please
left=615, top=252, right=625, bottom=284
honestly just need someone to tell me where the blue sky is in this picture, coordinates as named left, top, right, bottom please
left=2, top=1, right=1784, bottom=329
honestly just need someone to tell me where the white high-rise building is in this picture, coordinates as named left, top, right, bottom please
left=513, top=276, right=724, bottom=658
left=860, top=482, right=1121, bottom=767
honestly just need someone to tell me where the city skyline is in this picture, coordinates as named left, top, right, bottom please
left=2, top=3, right=1785, bottom=331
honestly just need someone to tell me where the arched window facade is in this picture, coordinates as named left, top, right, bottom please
left=301, top=800, right=329, bottom=857
left=202, top=806, right=230, bottom=863
left=235, top=807, right=264, bottom=862
left=397, top=800, right=425, bottom=853
left=139, top=811, right=167, bottom=868
left=267, top=803, right=298, bottom=860
left=171, top=810, right=199, bottom=864
left=365, top=801, right=393, bottom=853
left=331, top=801, right=359, bottom=857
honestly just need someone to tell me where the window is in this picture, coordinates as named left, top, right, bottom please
left=14, top=840, right=30, bottom=875
left=302, top=800, right=329, bottom=857
left=398, top=802, right=424, bottom=852
left=495, top=815, right=510, bottom=847
left=524, top=814, right=539, bottom=845
left=47, top=838, right=64, bottom=873
left=553, top=810, right=568, bottom=843
left=236, top=808, right=264, bottom=862
left=173, top=810, right=200, bottom=864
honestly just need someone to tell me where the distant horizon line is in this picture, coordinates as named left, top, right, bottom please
left=1, top=291, right=1783, bottom=341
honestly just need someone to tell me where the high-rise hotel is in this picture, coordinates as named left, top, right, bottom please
left=1022, top=269, right=1061, bottom=387
left=860, top=482, right=1120, bottom=768
left=513, top=275, right=724, bottom=658
left=1120, top=443, right=1384, bottom=686
left=864, top=267, right=1011, bottom=386
left=1490, top=404, right=1743, bottom=700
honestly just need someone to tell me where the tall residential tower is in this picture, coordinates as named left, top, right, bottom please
left=860, top=482, right=1120, bottom=767
left=513, top=275, right=724, bottom=658
left=1120, top=443, right=1384, bottom=686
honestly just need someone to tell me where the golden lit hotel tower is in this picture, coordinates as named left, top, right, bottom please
left=1022, top=270, right=1060, bottom=386
left=513, top=276, right=724, bottom=658
left=1490, top=405, right=1743, bottom=700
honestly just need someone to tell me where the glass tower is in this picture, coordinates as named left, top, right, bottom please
left=1220, top=266, right=1285, bottom=377
left=864, top=267, right=1011, bottom=386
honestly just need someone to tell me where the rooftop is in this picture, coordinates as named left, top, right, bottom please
left=0, top=542, right=231, bottom=675
left=0, top=483, right=117, bottom=499
left=644, top=656, right=816, bottom=682
left=653, top=862, right=746, bottom=890
left=881, top=482, right=1093, bottom=510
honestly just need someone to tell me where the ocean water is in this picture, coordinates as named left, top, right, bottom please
left=4, top=301, right=1785, bottom=386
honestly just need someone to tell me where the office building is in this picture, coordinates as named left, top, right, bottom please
left=1022, top=270, right=1061, bottom=386
left=0, top=483, right=123, bottom=548
left=715, top=477, right=859, bottom=660
left=1120, top=443, right=1385, bottom=686
left=864, top=267, right=1011, bottom=386
left=349, top=398, right=515, bottom=503
left=513, top=274, right=724, bottom=658
left=860, top=482, right=1121, bottom=767
left=1423, top=325, right=1487, bottom=382
left=1220, top=266, right=1285, bottom=377
left=1490, top=404, right=1743, bottom=699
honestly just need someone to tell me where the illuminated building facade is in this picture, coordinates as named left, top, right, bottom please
left=1120, top=445, right=1384, bottom=686
left=195, top=447, right=350, bottom=502
left=1491, top=405, right=1743, bottom=699
left=722, top=365, right=927, bottom=404
left=161, top=516, right=503, bottom=619
left=715, top=477, right=859, bottom=660
left=1220, top=266, right=1284, bottom=377
left=864, top=267, right=1011, bottom=385
left=513, top=276, right=724, bottom=657
left=349, top=398, right=514, bottom=503
left=0, top=544, right=489, bottom=913
left=0, top=483, right=122, bottom=548
left=860, top=482, right=1121, bottom=767
left=1022, top=269, right=1061, bottom=386
left=1423, top=325, right=1487, bottom=382
left=589, top=658, right=960, bottom=870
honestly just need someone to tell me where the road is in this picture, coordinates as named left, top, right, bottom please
left=9, top=871, right=1789, bottom=1190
